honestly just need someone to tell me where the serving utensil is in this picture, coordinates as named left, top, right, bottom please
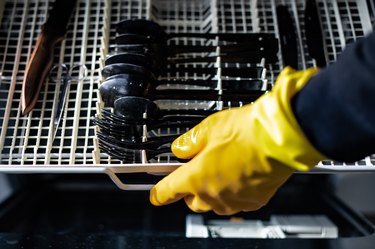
left=21, top=0, right=77, bottom=115
left=113, top=96, right=218, bottom=122
left=98, top=140, right=174, bottom=163
left=97, top=132, right=178, bottom=150
left=102, top=63, right=265, bottom=79
left=105, top=52, right=273, bottom=74
left=116, top=19, right=278, bottom=44
left=305, top=0, right=327, bottom=67
left=99, top=73, right=265, bottom=107
left=99, top=75, right=264, bottom=108
left=94, top=112, right=199, bottom=139
left=114, top=33, right=276, bottom=57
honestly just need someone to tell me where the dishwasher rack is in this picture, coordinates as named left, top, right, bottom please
left=0, top=0, right=374, bottom=190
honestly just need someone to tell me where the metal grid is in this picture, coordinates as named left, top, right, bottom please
left=0, top=0, right=373, bottom=178
left=0, top=0, right=106, bottom=165
left=216, top=0, right=374, bottom=170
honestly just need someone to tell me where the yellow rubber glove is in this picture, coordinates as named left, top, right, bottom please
left=150, top=67, right=327, bottom=215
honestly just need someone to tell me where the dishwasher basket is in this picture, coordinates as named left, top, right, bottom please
left=0, top=0, right=374, bottom=190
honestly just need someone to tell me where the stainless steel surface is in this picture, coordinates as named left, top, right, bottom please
left=0, top=0, right=374, bottom=190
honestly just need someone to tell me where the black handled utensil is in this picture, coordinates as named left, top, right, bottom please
left=100, top=73, right=265, bottom=105
left=114, top=33, right=278, bottom=57
left=97, top=109, right=207, bottom=129
left=105, top=52, right=275, bottom=74
left=97, top=132, right=179, bottom=150
left=99, top=74, right=265, bottom=107
left=102, top=63, right=155, bottom=79
left=94, top=116, right=199, bottom=139
left=113, top=96, right=219, bottom=122
left=163, top=65, right=266, bottom=79
left=116, top=19, right=278, bottom=44
left=102, top=63, right=265, bottom=79
left=99, top=108, right=206, bottom=125
left=21, top=0, right=77, bottom=115
left=304, top=0, right=327, bottom=67
left=98, top=141, right=173, bottom=163
left=277, top=5, right=299, bottom=69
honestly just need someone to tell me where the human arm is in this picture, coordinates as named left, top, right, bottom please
left=293, top=31, right=375, bottom=162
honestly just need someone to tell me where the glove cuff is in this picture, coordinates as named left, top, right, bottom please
left=257, top=67, right=327, bottom=171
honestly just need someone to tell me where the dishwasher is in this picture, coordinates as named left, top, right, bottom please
left=0, top=0, right=374, bottom=248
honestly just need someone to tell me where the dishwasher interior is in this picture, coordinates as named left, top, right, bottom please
left=0, top=0, right=375, bottom=248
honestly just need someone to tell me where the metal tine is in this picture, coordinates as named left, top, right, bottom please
left=93, top=118, right=143, bottom=135
left=95, top=122, right=182, bottom=139
left=98, top=141, right=172, bottom=163
left=96, top=125, right=143, bottom=140
left=99, top=108, right=207, bottom=125
left=96, top=131, right=178, bottom=150
left=93, top=116, right=199, bottom=135
left=94, top=113, right=200, bottom=129
left=100, top=109, right=129, bottom=123
left=100, top=109, right=147, bottom=124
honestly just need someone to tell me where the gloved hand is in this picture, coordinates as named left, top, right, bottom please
left=150, top=67, right=327, bottom=215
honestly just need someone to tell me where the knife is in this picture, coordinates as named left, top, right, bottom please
left=276, top=5, right=299, bottom=69
left=304, top=0, right=327, bottom=68
left=21, top=0, right=77, bottom=115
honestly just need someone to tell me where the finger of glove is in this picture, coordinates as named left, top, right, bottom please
left=150, top=162, right=196, bottom=206
left=185, top=192, right=241, bottom=215
left=171, top=122, right=208, bottom=159
left=184, top=192, right=252, bottom=215
left=184, top=195, right=212, bottom=213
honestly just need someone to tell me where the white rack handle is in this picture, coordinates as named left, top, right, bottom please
left=105, top=170, right=154, bottom=191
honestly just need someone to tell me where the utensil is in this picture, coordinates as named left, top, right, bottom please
left=102, top=63, right=265, bottom=79
left=113, top=96, right=219, bottom=122
left=277, top=5, right=299, bottom=69
left=21, top=0, right=77, bottom=115
left=105, top=53, right=155, bottom=71
left=116, top=19, right=278, bottom=44
left=163, top=65, right=266, bottom=78
left=94, top=113, right=200, bottom=139
left=101, top=71, right=264, bottom=93
left=98, top=108, right=205, bottom=125
left=98, top=141, right=173, bottom=163
left=97, top=132, right=178, bottom=150
left=101, top=63, right=155, bottom=79
left=103, top=52, right=269, bottom=76
left=99, top=74, right=265, bottom=107
left=104, top=52, right=275, bottom=74
left=113, top=33, right=277, bottom=56
left=304, top=0, right=327, bottom=67
left=50, top=63, right=88, bottom=141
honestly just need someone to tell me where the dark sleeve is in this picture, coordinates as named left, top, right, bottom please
left=292, top=31, right=375, bottom=162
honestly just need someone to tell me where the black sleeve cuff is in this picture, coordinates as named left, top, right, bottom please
left=292, top=31, right=375, bottom=162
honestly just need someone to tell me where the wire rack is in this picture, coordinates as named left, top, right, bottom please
left=0, top=0, right=374, bottom=190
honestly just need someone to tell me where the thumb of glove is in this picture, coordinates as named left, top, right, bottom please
left=172, top=121, right=208, bottom=159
